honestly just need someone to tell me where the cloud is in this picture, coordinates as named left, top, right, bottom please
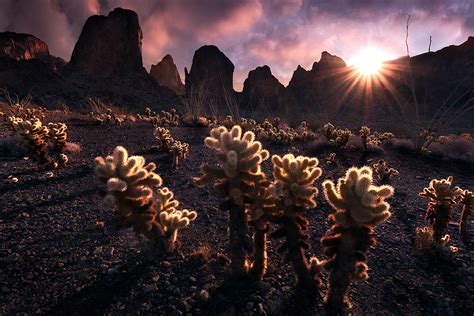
left=0, top=0, right=473, bottom=90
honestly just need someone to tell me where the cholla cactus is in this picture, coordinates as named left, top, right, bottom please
left=324, top=122, right=352, bottom=149
left=11, top=117, right=51, bottom=164
left=322, top=166, right=394, bottom=312
left=194, top=125, right=269, bottom=277
left=170, top=140, right=189, bottom=169
left=359, top=126, right=371, bottom=151
left=157, top=188, right=197, bottom=252
left=268, top=154, right=324, bottom=289
left=373, top=159, right=399, bottom=182
left=246, top=179, right=279, bottom=280
left=459, top=189, right=473, bottom=245
left=153, top=127, right=174, bottom=151
left=94, top=146, right=196, bottom=252
left=325, top=152, right=337, bottom=165
left=419, top=176, right=461, bottom=246
left=48, top=123, right=68, bottom=167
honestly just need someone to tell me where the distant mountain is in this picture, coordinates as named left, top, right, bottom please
left=150, top=54, right=184, bottom=95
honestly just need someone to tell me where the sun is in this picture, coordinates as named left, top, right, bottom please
left=351, top=47, right=385, bottom=75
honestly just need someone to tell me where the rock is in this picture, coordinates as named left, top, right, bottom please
left=0, top=32, right=49, bottom=61
left=242, top=65, right=285, bottom=111
left=185, top=45, right=234, bottom=103
left=150, top=54, right=184, bottom=94
left=66, top=8, right=145, bottom=77
left=199, top=289, right=209, bottom=301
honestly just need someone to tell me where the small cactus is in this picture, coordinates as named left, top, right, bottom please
left=94, top=146, right=196, bottom=252
left=194, top=125, right=269, bottom=277
left=153, top=127, right=189, bottom=169
left=47, top=122, right=68, bottom=167
left=268, top=154, right=324, bottom=289
left=419, top=176, right=461, bottom=246
left=11, top=117, right=51, bottom=165
left=373, top=159, right=399, bottom=182
left=459, top=189, right=473, bottom=245
left=324, top=122, right=352, bottom=149
left=322, top=166, right=394, bottom=312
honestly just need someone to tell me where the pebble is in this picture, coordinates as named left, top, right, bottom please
left=199, top=289, right=209, bottom=301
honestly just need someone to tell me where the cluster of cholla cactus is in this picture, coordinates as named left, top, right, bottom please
left=417, top=176, right=462, bottom=251
left=359, top=126, right=394, bottom=151
left=459, top=189, right=473, bottom=245
left=323, top=122, right=352, bottom=149
left=94, top=146, right=196, bottom=253
left=417, top=129, right=438, bottom=154
left=89, top=108, right=124, bottom=125
left=153, top=127, right=189, bottom=168
left=194, top=125, right=270, bottom=277
left=373, top=159, right=399, bottom=182
left=9, top=116, right=69, bottom=168
left=268, top=154, right=324, bottom=289
left=1, top=104, right=46, bottom=131
left=139, top=107, right=180, bottom=127
left=321, top=166, right=394, bottom=312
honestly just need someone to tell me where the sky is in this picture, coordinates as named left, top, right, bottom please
left=1, top=0, right=473, bottom=90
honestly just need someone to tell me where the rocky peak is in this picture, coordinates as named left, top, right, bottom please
left=66, top=7, right=145, bottom=77
left=185, top=45, right=234, bottom=98
left=243, top=65, right=284, bottom=94
left=150, top=54, right=184, bottom=94
left=314, top=51, right=347, bottom=71
left=0, top=32, right=50, bottom=61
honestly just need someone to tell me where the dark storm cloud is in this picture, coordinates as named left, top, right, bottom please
left=1, top=0, right=473, bottom=89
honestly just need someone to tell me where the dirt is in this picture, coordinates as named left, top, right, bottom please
left=1, top=114, right=473, bottom=315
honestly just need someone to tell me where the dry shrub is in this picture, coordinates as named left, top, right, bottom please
left=389, top=137, right=415, bottom=152
left=428, top=133, right=474, bottom=162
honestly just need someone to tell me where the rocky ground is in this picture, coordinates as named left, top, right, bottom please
left=0, top=113, right=473, bottom=315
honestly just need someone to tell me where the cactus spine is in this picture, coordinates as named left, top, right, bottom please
left=322, top=166, right=394, bottom=312
left=268, top=154, right=324, bottom=289
left=194, top=125, right=269, bottom=277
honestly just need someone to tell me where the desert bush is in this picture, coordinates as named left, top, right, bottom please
left=418, top=176, right=462, bottom=249
left=428, top=133, right=474, bottom=162
left=194, top=125, right=269, bottom=277
left=141, top=107, right=180, bottom=127
left=94, top=146, right=196, bottom=253
left=459, top=189, right=473, bottom=245
left=321, top=166, right=394, bottom=313
left=268, top=154, right=324, bottom=289
left=373, top=159, right=399, bottom=183
left=388, top=137, right=416, bottom=152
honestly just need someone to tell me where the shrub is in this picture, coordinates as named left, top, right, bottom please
left=94, top=146, right=196, bottom=253
left=321, top=166, right=394, bottom=313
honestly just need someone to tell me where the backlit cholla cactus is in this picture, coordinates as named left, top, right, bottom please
left=94, top=146, right=196, bottom=253
left=359, top=126, right=371, bottom=151
left=153, top=127, right=174, bottom=151
left=11, top=117, right=51, bottom=164
left=194, top=125, right=269, bottom=277
left=48, top=122, right=68, bottom=167
left=322, top=166, right=394, bottom=312
left=360, top=126, right=394, bottom=151
left=246, top=179, right=278, bottom=280
left=373, top=159, right=399, bottom=182
left=157, top=188, right=197, bottom=252
left=419, top=176, right=461, bottom=246
left=324, top=122, right=352, bottom=149
left=459, top=189, right=473, bottom=245
left=170, top=140, right=189, bottom=169
left=269, top=154, right=324, bottom=289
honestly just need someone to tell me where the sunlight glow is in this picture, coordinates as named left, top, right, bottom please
left=352, top=47, right=386, bottom=75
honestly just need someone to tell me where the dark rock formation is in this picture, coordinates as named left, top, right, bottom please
left=185, top=45, right=234, bottom=99
left=242, top=65, right=285, bottom=111
left=150, top=54, right=184, bottom=94
left=65, top=7, right=145, bottom=77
